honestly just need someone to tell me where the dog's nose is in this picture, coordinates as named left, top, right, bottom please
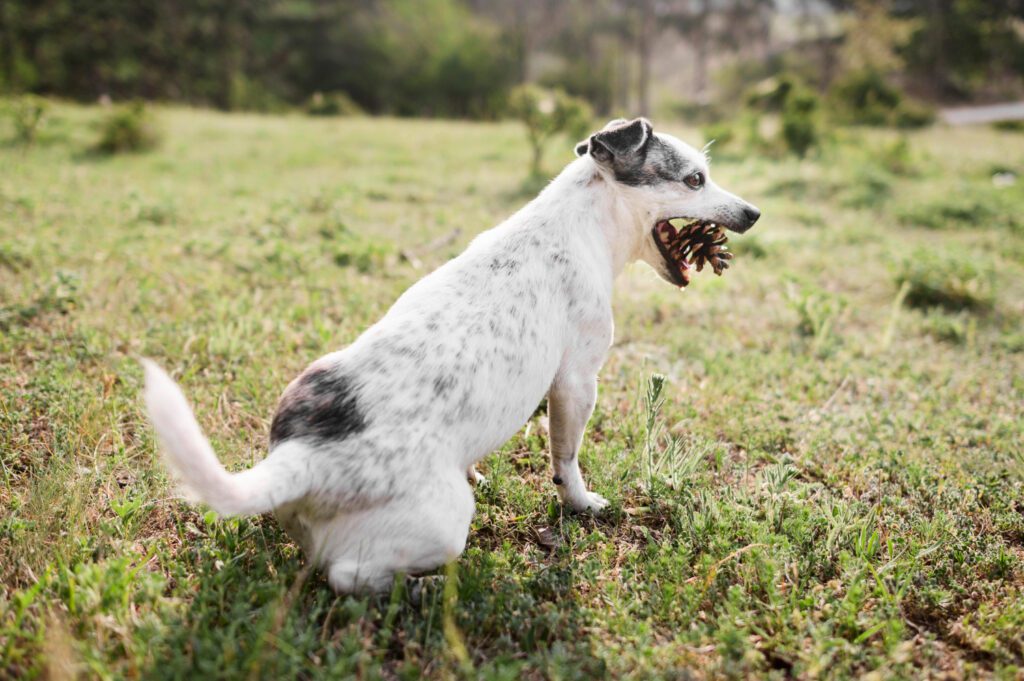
left=743, top=206, right=761, bottom=229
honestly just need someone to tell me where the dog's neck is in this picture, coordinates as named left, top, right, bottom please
left=528, top=158, right=648, bottom=280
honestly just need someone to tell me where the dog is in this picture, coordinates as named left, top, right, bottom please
left=143, top=117, right=760, bottom=593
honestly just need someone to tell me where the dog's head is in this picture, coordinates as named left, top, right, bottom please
left=575, top=118, right=760, bottom=287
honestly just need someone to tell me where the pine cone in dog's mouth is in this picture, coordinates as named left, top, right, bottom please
left=652, top=219, right=733, bottom=288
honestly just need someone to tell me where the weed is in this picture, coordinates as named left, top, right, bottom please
left=641, top=374, right=705, bottom=496
left=786, top=282, right=846, bottom=354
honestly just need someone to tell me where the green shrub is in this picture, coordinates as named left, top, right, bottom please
left=992, top=119, right=1024, bottom=133
left=8, top=95, right=48, bottom=146
left=306, top=91, right=363, bottom=117
left=829, top=69, right=934, bottom=128
left=93, top=102, right=160, bottom=154
left=333, top=238, right=392, bottom=273
left=896, top=251, right=995, bottom=312
left=781, top=90, right=819, bottom=158
left=507, top=85, right=591, bottom=177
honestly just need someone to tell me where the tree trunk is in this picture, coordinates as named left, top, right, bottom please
left=637, top=0, right=654, bottom=117
left=694, top=0, right=710, bottom=105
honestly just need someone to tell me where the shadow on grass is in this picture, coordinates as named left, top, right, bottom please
left=140, top=513, right=607, bottom=679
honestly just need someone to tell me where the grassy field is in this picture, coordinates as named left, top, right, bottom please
left=1, top=102, right=1023, bottom=679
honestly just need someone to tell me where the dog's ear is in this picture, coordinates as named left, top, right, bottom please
left=601, top=118, right=630, bottom=131
left=574, top=140, right=589, bottom=157
left=587, top=118, right=652, bottom=166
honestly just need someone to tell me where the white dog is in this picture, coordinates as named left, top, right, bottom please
left=144, top=118, right=760, bottom=592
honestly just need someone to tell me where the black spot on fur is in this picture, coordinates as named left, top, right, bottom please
left=553, top=475, right=563, bottom=485
left=270, top=369, right=367, bottom=445
left=548, top=250, right=570, bottom=266
left=433, top=374, right=457, bottom=397
left=489, top=256, right=522, bottom=275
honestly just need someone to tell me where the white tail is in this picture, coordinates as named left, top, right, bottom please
left=142, top=358, right=309, bottom=516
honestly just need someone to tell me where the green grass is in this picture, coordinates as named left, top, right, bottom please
left=2, top=103, right=1023, bottom=679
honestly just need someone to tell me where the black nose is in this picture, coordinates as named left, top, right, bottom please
left=743, top=206, right=761, bottom=229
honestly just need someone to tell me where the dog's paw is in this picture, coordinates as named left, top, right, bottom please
left=567, top=491, right=609, bottom=514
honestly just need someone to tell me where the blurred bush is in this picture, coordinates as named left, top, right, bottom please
left=742, top=76, right=822, bottom=158
left=7, top=95, right=48, bottom=146
left=306, top=92, right=363, bottom=117
left=828, top=69, right=934, bottom=129
left=781, top=90, right=819, bottom=158
left=896, top=251, right=995, bottom=313
left=993, top=120, right=1024, bottom=133
left=93, top=102, right=161, bottom=154
left=507, top=85, right=592, bottom=177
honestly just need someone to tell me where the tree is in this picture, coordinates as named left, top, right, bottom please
left=507, top=84, right=592, bottom=177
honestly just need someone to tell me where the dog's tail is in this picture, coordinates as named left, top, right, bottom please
left=142, top=358, right=309, bottom=516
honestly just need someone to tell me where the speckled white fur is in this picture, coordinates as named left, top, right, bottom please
left=143, top=118, right=759, bottom=593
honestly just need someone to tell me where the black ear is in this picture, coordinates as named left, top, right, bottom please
left=574, top=140, right=589, bottom=157
left=588, top=118, right=652, bottom=165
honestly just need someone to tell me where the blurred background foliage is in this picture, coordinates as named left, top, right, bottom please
left=1, top=0, right=1022, bottom=121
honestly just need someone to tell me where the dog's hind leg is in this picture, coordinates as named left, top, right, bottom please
left=316, top=469, right=475, bottom=593
left=548, top=374, right=609, bottom=513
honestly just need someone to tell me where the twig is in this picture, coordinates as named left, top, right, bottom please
left=685, top=543, right=767, bottom=588
left=400, top=228, right=462, bottom=268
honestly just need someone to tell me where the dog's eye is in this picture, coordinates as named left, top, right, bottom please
left=684, top=172, right=705, bottom=189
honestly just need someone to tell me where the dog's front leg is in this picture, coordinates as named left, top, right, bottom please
left=548, top=375, right=609, bottom=513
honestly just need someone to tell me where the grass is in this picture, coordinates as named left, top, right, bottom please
left=1, top=102, right=1023, bottom=679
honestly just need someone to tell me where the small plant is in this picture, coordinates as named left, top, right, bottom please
left=507, top=85, right=591, bottom=177
left=306, top=91, right=363, bottom=117
left=8, top=95, right=48, bottom=146
left=641, top=374, right=704, bottom=496
left=781, top=90, right=819, bottom=158
left=786, top=282, right=846, bottom=354
left=923, top=310, right=974, bottom=345
left=896, top=250, right=995, bottom=313
left=333, top=237, right=392, bottom=274
left=94, top=102, right=161, bottom=154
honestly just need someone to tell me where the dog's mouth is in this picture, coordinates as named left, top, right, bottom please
left=652, top=219, right=732, bottom=288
